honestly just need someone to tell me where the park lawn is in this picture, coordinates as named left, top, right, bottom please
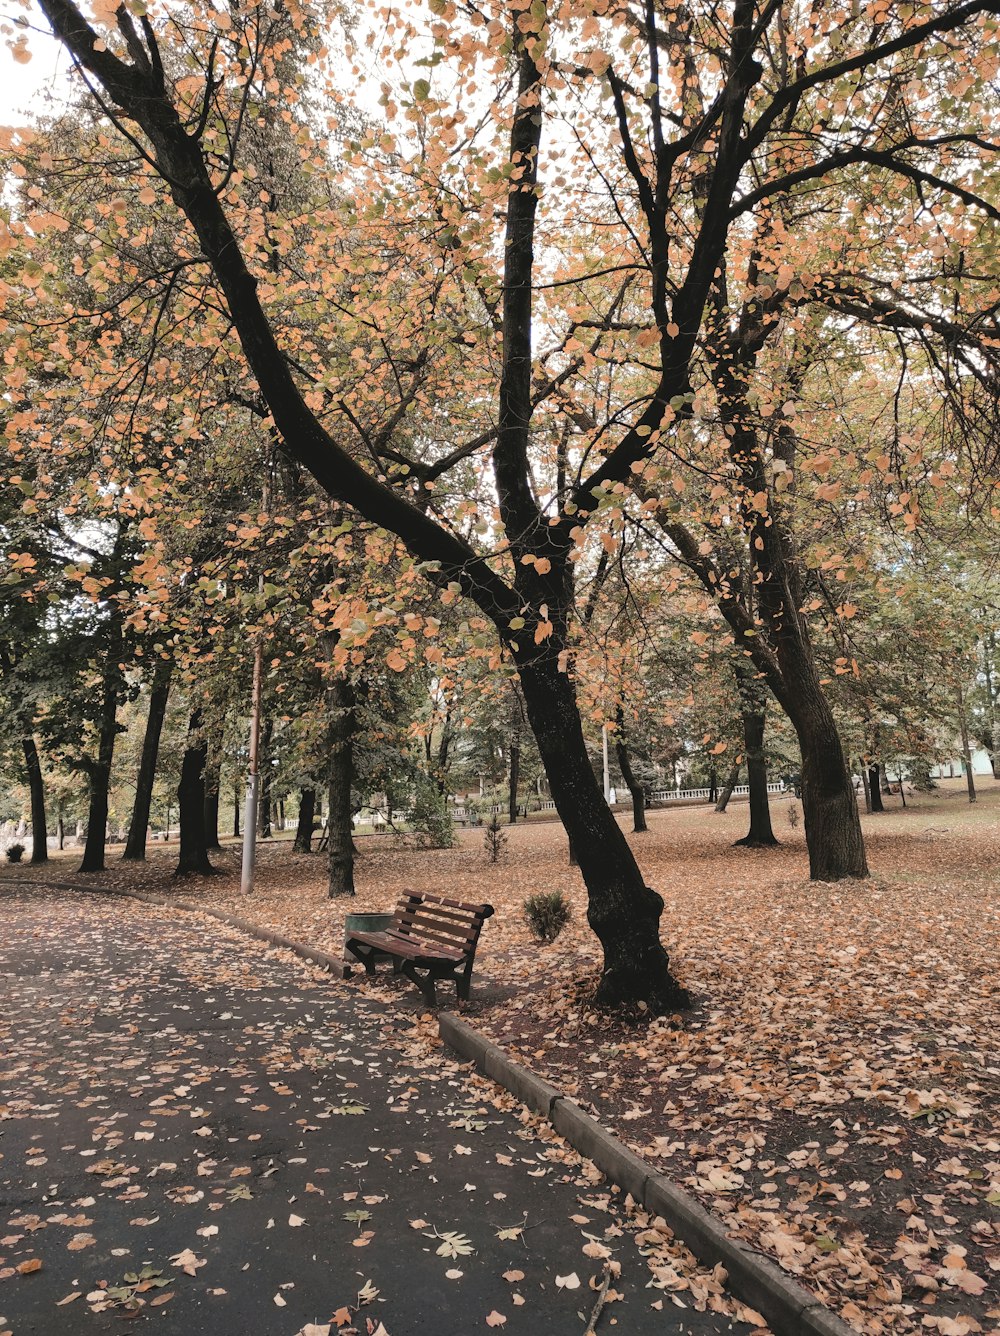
left=4, top=778, right=998, bottom=1335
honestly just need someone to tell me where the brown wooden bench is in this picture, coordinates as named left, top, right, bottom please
left=344, top=891, right=494, bottom=1005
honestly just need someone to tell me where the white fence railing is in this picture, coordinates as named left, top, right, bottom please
left=449, top=781, right=785, bottom=822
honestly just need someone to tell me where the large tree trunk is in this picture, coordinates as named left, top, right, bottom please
left=783, top=670, right=868, bottom=879
left=22, top=735, right=48, bottom=864
left=327, top=677, right=356, bottom=897
left=176, top=708, right=215, bottom=876
left=734, top=699, right=777, bottom=847
left=124, top=660, right=172, bottom=861
left=518, top=654, right=689, bottom=1011
left=714, top=762, right=740, bottom=814
left=293, top=787, right=316, bottom=853
left=614, top=707, right=647, bottom=833
left=868, top=766, right=885, bottom=813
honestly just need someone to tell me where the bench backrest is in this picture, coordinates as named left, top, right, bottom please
left=389, top=891, right=494, bottom=957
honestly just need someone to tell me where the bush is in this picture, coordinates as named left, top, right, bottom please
left=5, top=843, right=26, bottom=864
left=405, top=782, right=455, bottom=849
left=483, top=814, right=507, bottom=864
left=523, top=890, right=571, bottom=943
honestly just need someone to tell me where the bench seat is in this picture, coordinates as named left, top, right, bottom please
left=345, top=891, right=494, bottom=1005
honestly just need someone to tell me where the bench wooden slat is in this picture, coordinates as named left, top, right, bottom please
left=345, top=890, right=493, bottom=1004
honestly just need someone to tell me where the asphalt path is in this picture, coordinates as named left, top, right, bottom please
left=0, top=885, right=754, bottom=1336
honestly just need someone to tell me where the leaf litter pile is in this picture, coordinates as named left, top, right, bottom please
left=3, top=779, right=998, bottom=1335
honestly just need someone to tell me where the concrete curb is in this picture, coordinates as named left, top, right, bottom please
left=439, top=1013, right=857, bottom=1336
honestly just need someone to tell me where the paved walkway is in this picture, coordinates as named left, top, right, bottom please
left=0, top=886, right=753, bottom=1335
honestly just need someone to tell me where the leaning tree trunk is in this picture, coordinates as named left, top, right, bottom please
left=124, top=660, right=172, bottom=861
left=22, top=736, right=48, bottom=864
left=327, top=677, right=356, bottom=897
left=614, top=708, right=647, bottom=833
left=734, top=700, right=777, bottom=847
left=782, top=663, right=867, bottom=879
left=294, top=787, right=316, bottom=853
left=517, top=652, right=689, bottom=1010
left=714, top=762, right=740, bottom=814
left=176, top=708, right=215, bottom=876
left=868, top=766, right=885, bottom=813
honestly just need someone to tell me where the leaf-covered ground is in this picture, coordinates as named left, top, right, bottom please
left=5, top=779, right=998, bottom=1335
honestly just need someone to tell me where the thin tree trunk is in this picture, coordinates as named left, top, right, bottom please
left=293, top=787, right=316, bottom=853
left=859, top=762, right=871, bottom=813
left=327, top=676, right=356, bottom=897
left=614, top=707, right=647, bottom=833
left=734, top=702, right=777, bottom=847
left=708, top=763, right=719, bottom=804
left=79, top=641, right=123, bottom=874
left=258, top=718, right=273, bottom=838
left=868, top=766, right=885, bottom=813
left=958, top=683, right=977, bottom=804
left=176, top=708, right=215, bottom=876
left=22, top=735, right=48, bottom=864
left=232, top=772, right=240, bottom=838
left=124, top=660, right=172, bottom=861
left=714, top=763, right=740, bottom=814
left=508, top=732, right=520, bottom=825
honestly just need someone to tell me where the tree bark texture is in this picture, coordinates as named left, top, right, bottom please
left=176, top=708, right=215, bottom=876
left=868, top=766, right=885, bottom=813
left=326, top=677, right=356, bottom=897
left=294, top=787, right=316, bottom=853
left=124, top=660, right=172, bottom=861
left=22, top=735, right=48, bottom=864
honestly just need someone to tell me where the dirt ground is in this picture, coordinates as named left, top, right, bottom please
left=4, top=778, right=998, bottom=1335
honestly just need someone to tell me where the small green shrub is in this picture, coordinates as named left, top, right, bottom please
left=523, top=890, right=571, bottom=943
left=5, top=842, right=26, bottom=864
